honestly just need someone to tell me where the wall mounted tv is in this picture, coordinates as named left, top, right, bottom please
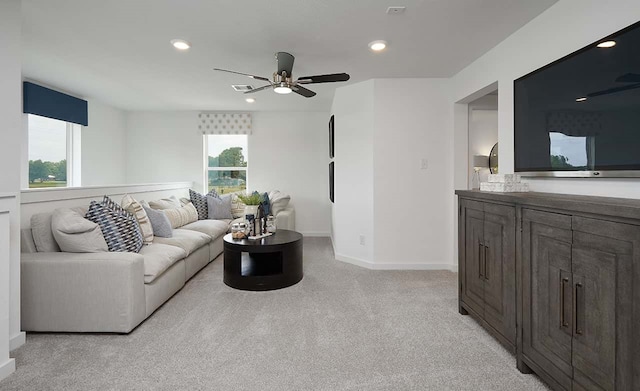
left=514, top=20, right=640, bottom=177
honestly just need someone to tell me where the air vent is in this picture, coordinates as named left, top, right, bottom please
left=232, top=85, right=254, bottom=92
left=386, top=6, right=406, bottom=14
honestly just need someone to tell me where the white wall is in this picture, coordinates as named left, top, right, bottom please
left=0, top=0, right=22, bottom=380
left=125, top=111, right=331, bottom=235
left=81, top=99, right=128, bottom=186
left=330, top=80, right=375, bottom=265
left=373, top=79, right=454, bottom=269
left=249, top=112, right=331, bottom=236
left=451, top=0, right=640, bottom=199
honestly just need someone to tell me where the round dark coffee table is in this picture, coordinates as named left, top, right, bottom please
left=223, top=229, right=303, bottom=291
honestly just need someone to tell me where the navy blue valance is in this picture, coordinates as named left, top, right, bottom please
left=23, top=82, right=88, bottom=126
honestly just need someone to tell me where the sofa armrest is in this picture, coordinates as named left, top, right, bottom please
left=21, top=251, right=146, bottom=333
left=275, top=207, right=295, bottom=231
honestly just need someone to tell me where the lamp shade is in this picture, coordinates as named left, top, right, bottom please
left=473, top=155, right=489, bottom=168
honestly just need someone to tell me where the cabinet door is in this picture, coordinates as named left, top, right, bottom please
left=571, top=217, right=638, bottom=391
left=483, top=202, right=516, bottom=345
left=521, top=209, right=573, bottom=389
left=461, top=200, right=485, bottom=316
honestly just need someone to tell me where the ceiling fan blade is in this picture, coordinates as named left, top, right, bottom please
left=587, top=83, right=640, bottom=97
left=292, top=85, right=316, bottom=98
left=615, top=73, right=640, bottom=83
left=276, top=52, right=295, bottom=77
left=243, top=84, right=273, bottom=94
left=213, top=68, right=271, bottom=83
left=296, top=73, right=350, bottom=84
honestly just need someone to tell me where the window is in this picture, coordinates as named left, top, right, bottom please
left=204, top=135, right=248, bottom=195
left=27, top=114, right=81, bottom=188
left=549, top=132, right=594, bottom=170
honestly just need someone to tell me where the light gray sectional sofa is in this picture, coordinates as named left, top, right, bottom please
left=20, top=202, right=295, bottom=334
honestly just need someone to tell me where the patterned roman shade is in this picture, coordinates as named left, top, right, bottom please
left=198, top=112, right=252, bottom=135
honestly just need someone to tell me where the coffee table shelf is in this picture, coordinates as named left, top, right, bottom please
left=223, top=229, right=303, bottom=291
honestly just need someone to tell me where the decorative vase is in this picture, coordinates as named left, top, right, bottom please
left=244, top=205, right=259, bottom=218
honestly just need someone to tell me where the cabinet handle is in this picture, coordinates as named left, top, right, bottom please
left=484, top=245, right=489, bottom=281
left=560, top=277, right=569, bottom=328
left=478, top=242, right=484, bottom=278
left=574, top=283, right=583, bottom=336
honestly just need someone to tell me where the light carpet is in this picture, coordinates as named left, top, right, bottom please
left=1, top=237, right=548, bottom=390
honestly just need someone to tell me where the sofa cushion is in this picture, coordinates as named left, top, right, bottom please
left=207, top=195, right=233, bottom=220
left=51, top=208, right=109, bottom=253
left=152, top=229, right=210, bottom=257
left=180, top=219, right=230, bottom=240
left=31, top=212, right=60, bottom=253
left=142, top=205, right=173, bottom=238
left=139, top=243, right=186, bottom=283
left=148, top=196, right=181, bottom=210
left=86, top=201, right=143, bottom=253
left=163, top=203, right=198, bottom=229
left=121, top=194, right=154, bottom=244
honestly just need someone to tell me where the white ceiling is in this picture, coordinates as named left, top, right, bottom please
left=22, top=0, right=558, bottom=112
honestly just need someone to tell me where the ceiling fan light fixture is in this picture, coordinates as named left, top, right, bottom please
left=368, top=40, right=387, bottom=52
left=274, top=84, right=292, bottom=94
left=576, top=97, right=588, bottom=102
left=245, top=98, right=256, bottom=103
left=170, top=39, right=191, bottom=50
left=597, top=40, right=616, bottom=48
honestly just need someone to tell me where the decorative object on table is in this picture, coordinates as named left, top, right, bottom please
left=472, top=155, right=489, bottom=190
left=329, top=161, right=334, bottom=203
left=237, top=192, right=263, bottom=218
left=329, top=115, right=335, bottom=158
left=231, top=222, right=247, bottom=239
left=480, top=174, right=529, bottom=192
left=266, top=215, right=276, bottom=233
left=246, top=214, right=255, bottom=236
left=489, top=143, right=499, bottom=174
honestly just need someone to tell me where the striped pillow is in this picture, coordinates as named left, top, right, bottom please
left=121, top=194, right=154, bottom=244
left=85, top=199, right=143, bottom=253
left=163, top=203, right=199, bottom=229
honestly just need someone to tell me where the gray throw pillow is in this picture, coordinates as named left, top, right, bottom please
left=206, top=195, right=233, bottom=220
left=31, top=212, right=61, bottom=252
left=51, top=208, right=108, bottom=253
left=142, top=205, right=173, bottom=238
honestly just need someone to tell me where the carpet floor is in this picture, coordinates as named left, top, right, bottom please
left=1, top=237, right=549, bottom=391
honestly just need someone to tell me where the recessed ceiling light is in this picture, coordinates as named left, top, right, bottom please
left=170, top=39, right=191, bottom=50
left=368, top=40, right=387, bottom=52
left=597, top=40, right=616, bottom=48
left=576, top=97, right=587, bottom=102
left=245, top=98, right=256, bottom=103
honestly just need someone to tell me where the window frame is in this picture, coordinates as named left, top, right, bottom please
left=203, top=134, right=248, bottom=194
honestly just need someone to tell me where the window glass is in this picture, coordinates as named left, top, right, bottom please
left=206, top=135, right=248, bottom=194
left=28, top=115, right=68, bottom=188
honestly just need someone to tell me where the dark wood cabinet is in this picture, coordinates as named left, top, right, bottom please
left=459, top=198, right=516, bottom=349
left=456, top=190, right=640, bottom=391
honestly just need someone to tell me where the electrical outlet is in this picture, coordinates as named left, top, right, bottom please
left=421, top=158, right=428, bottom=170
left=359, top=235, right=366, bottom=245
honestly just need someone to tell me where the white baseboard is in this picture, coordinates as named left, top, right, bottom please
left=10, top=331, right=25, bottom=351
left=300, top=232, right=331, bottom=237
left=336, top=253, right=457, bottom=272
left=0, top=358, right=15, bottom=382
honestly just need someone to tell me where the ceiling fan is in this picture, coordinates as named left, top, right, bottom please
left=214, top=52, right=350, bottom=98
left=587, top=73, right=640, bottom=97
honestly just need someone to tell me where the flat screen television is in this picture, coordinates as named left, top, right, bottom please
left=514, top=20, right=640, bottom=177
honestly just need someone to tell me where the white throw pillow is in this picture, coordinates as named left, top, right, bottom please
left=148, top=195, right=181, bottom=210
left=163, top=203, right=199, bottom=229
left=268, top=190, right=291, bottom=215
left=51, top=208, right=108, bottom=253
